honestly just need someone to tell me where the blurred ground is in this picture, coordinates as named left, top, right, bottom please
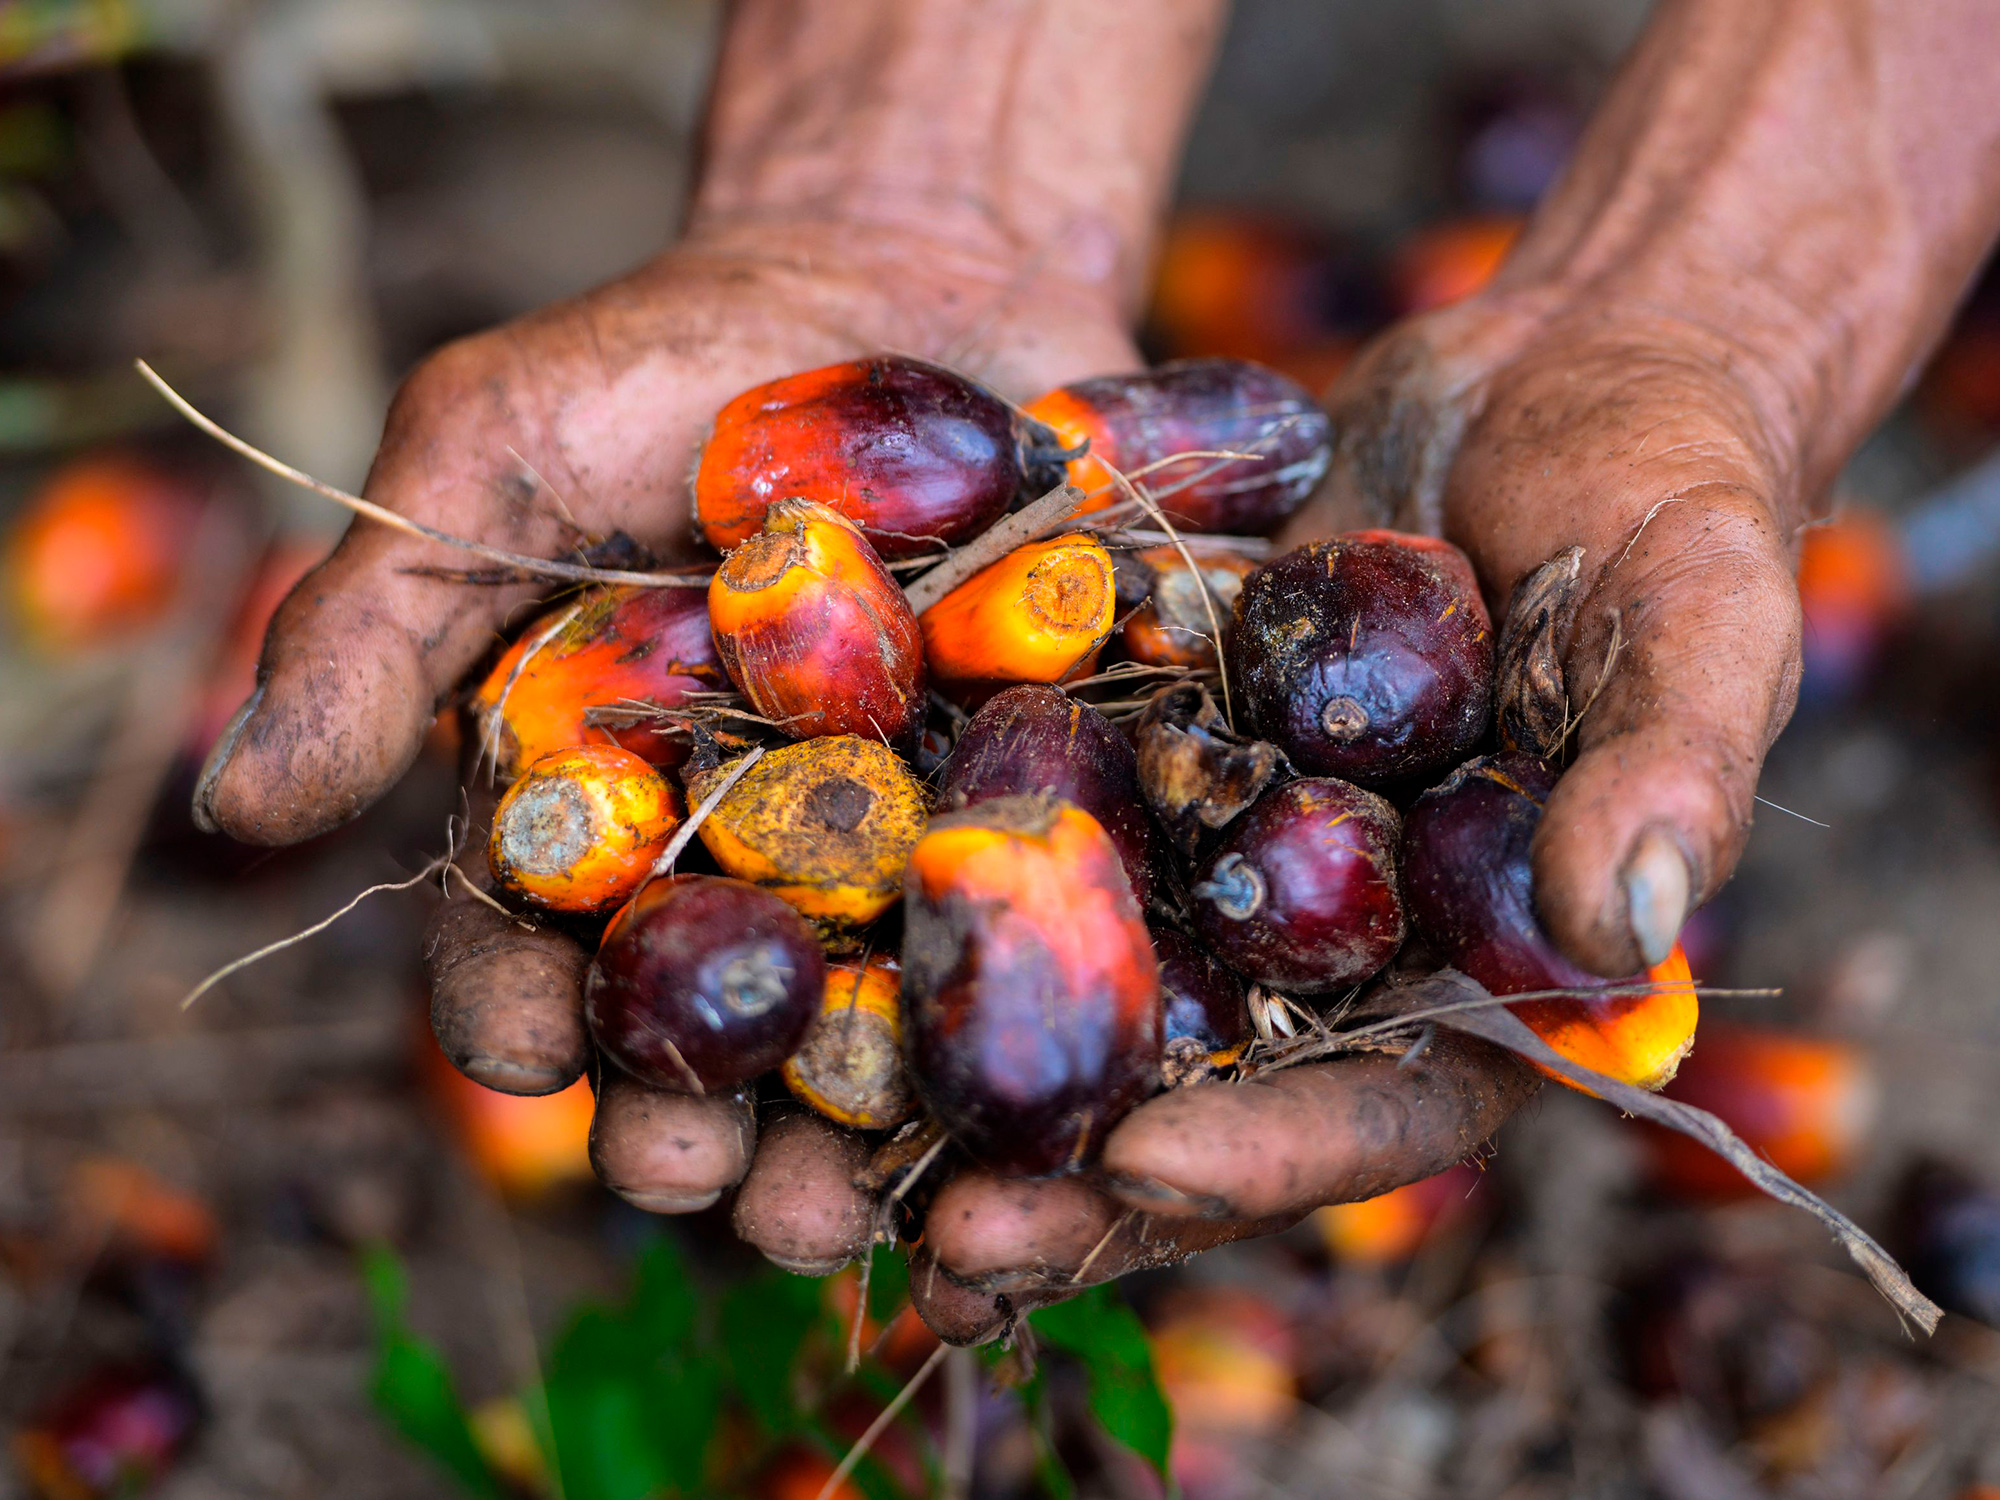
left=6, top=2, right=2000, bottom=1498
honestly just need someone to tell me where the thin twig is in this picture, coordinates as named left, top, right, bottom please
left=903, top=484, right=1085, bottom=614
left=846, top=1250, right=875, bottom=1378
left=135, top=360, right=708, bottom=589
left=1070, top=1210, right=1136, bottom=1285
left=814, top=1343, right=949, bottom=1500
left=649, top=747, right=766, bottom=879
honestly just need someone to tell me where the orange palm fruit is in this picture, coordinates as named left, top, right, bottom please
left=1403, top=753, right=1698, bottom=1091
left=707, top=499, right=925, bottom=746
left=4, top=454, right=208, bottom=650
left=919, top=532, right=1115, bottom=691
left=470, top=584, right=722, bottom=782
left=487, top=744, right=682, bottom=913
left=1022, top=359, right=1331, bottom=534
left=903, top=795, right=1161, bottom=1175
left=781, top=957, right=915, bottom=1129
left=1390, top=215, right=1523, bottom=314
left=692, top=354, right=1060, bottom=557
left=1640, top=1025, right=1878, bottom=1200
left=1316, top=1163, right=1483, bottom=1266
left=687, top=737, right=928, bottom=940
left=1121, top=545, right=1257, bottom=670
left=424, top=1042, right=595, bottom=1197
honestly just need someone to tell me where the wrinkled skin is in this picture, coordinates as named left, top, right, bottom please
left=199, top=0, right=2000, bottom=1344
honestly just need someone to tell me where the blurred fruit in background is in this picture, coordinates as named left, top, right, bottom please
left=1795, top=509, right=1910, bottom=708
left=12, top=1362, right=200, bottom=1500
left=1896, top=1159, right=2000, bottom=1330
left=1637, top=1026, right=1878, bottom=1201
left=1316, top=1162, right=1483, bottom=1266
left=187, top=540, right=326, bottom=761
left=1388, top=215, right=1522, bottom=315
left=1149, top=1286, right=1297, bottom=1497
left=64, top=1155, right=217, bottom=1268
left=421, top=1038, right=595, bottom=1200
left=3, top=454, right=212, bottom=652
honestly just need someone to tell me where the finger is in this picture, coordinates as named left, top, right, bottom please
left=907, top=1250, right=1022, bottom=1347
left=425, top=879, right=590, bottom=1095
left=590, top=1073, right=756, bottom=1213
left=925, top=1168, right=1298, bottom=1296
left=732, top=1111, right=878, bottom=1275
left=1529, top=490, right=1800, bottom=974
left=1100, top=1036, right=1538, bottom=1221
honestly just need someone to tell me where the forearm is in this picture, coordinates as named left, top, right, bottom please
left=1499, top=0, right=2000, bottom=501
left=687, top=0, right=1228, bottom=321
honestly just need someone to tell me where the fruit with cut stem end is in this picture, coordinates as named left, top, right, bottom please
left=1401, top=752, right=1698, bottom=1090
left=1024, top=358, right=1332, bottom=534
left=693, top=354, right=1063, bottom=556
left=1229, top=530, right=1493, bottom=790
left=920, top=532, right=1115, bottom=692
left=1640, top=1025, right=1878, bottom=1200
left=1121, top=544, right=1257, bottom=670
left=708, top=498, right=925, bottom=745
left=902, top=795, right=1161, bottom=1175
left=487, top=744, right=682, bottom=913
left=471, top=584, right=722, bottom=781
left=781, top=957, right=915, bottom=1130
left=937, top=684, right=1168, bottom=909
left=1132, top=680, right=1292, bottom=863
left=587, top=874, right=825, bottom=1092
left=686, top=736, right=928, bottom=941
left=1190, top=777, right=1404, bottom=993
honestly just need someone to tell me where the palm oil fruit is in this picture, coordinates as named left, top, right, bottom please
left=1190, top=778, right=1405, bottom=993
left=902, top=795, right=1162, bottom=1175
left=707, top=498, right=925, bottom=746
left=920, top=532, right=1116, bottom=691
left=586, top=874, right=825, bottom=1093
left=693, top=354, right=1060, bottom=557
left=937, top=684, right=1166, bottom=909
left=1121, top=545, right=1258, bottom=670
left=487, top=744, right=682, bottom=913
left=781, top=957, right=916, bottom=1130
left=1024, top=358, right=1332, bottom=534
left=686, top=737, right=928, bottom=940
left=471, top=584, right=722, bottom=781
left=1229, top=531, right=1493, bottom=790
left=1153, top=926, right=1250, bottom=1085
left=1400, top=752, right=1698, bottom=1090
left=1132, top=681, right=1292, bottom=863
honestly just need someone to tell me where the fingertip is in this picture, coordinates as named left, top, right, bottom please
left=590, top=1075, right=755, bottom=1212
left=925, top=1171, right=1118, bottom=1290
left=906, top=1252, right=1016, bottom=1347
left=733, top=1112, right=876, bottom=1275
left=426, top=898, right=590, bottom=1094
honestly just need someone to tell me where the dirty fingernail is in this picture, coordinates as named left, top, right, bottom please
left=1623, top=827, right=1689, bottom=967
left=192, top=684, right=263, bottom=834
left=761, top=1251, right=854, bottom=1277
left=1106, top=1172, right=1232, bottom=1219
left=611, top=1186, right=722, bottom=1214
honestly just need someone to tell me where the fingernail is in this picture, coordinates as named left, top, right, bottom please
left=1623, top=828, right=1690, bottom=967
left=762, top=1251, right=853, bottom=1277
left=191, top=684, right=263, bottom=834
left=613, top=1185, right=722, bottom=1214
left=1105, top=1172, right=1233, bottom=1219
left=459, top=1056, right=575, bottom=1096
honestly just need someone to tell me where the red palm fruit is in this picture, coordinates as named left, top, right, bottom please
left=1152, top=926, right=1249, bottom=1087
left=708, top=499, right=925, bottom=745
left=4, top=454, right=209, bottom=650
left=1022, top=358, right=1332, bottom=534
left=1401, top=753, right=1698, bottom=1091
left=471, top=584, right=722, bottom=781
left=1640, top=1026, right=1877, bottom=1200
left=937, top=684, right=1167, bottom=910
left=920, top=532, right=1116, bottom=692
left=1121, top=545, right=1258, bottom=670
left=1230, top=530, right=1493, bottom=790
left=1389, top=215, right=1523, bottom=314
left=1190, top=778, right=1404, bottom=993
left=902, top=796, right=1162, bottom=1175
left=1315, top=1162, right=1483, bottom=1265
left=781, top=958, right=915, bottom=1130
left=586, top=874, right=825, bottom=1093
left=693, top=354, right=1059, bottom=557
left=423, top=1042, right=596, bottom=1197
left=487, top=744, right=682, bottom=913
left=14, top=1364, right=199, bottom=1500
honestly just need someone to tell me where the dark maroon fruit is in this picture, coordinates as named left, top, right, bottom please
left=938, top=684, right=1168, bottom=908
left=902, top=796, right=1162, bottom=1175
left=1132, top=680, right=1291, bottom=862
left=1228, top=530, right=1493, bottom=789
left=1191, top=778, right=1404, bottom=993
left=1895, top=1159, right=2000, bottom=1329
left=1032, top=358, right=1332, bottom=534
left=1153, top=926, right=1250, bottom=1052
left=586, top=874, right=825, bottom=1092
left=1398, top=752, right=1611, bottom=996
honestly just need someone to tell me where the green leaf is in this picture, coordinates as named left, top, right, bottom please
left=719, top=1268, right=827, bottom=1436
left=358, top=1246, right=501, bottom=1499
left=863, top=1242, right=909, bottom=1325
left=1030, top=1286, right=1173, bottom=1480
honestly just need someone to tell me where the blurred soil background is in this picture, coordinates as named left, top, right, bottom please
left=6, top=1, right=2000, bottom=1497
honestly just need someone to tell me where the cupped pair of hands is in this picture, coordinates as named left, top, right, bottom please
left=191, top=212, right=1803, bottom=1344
